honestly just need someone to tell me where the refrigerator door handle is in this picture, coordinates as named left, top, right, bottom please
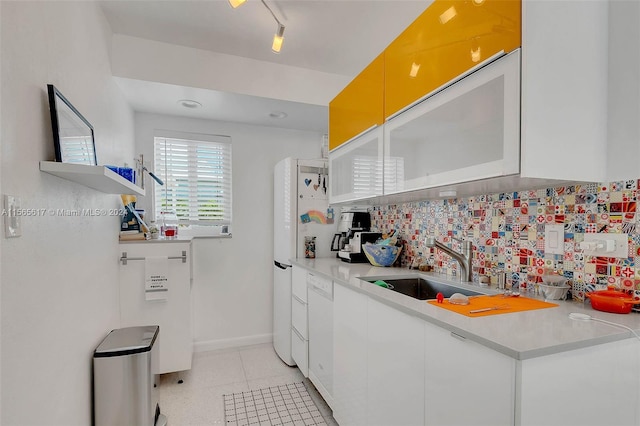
left=274, top=261, right=291, bottom=270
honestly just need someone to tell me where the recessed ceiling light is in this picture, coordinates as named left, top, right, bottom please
left=177, top=99, right=202, bottom=109
left=269, top=111, right=288, bottom=119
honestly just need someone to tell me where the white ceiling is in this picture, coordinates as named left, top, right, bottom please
left=113, top=77, right=330, bottom=132
left=99, top=0, right=429, bottom=132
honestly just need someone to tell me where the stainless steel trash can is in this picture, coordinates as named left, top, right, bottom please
left=93, top=325, right=166, bottom=426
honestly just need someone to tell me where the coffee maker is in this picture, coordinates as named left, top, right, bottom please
left=331, top=211, right=381, bottom=263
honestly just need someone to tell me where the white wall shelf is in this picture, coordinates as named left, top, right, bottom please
left=40, top=161, right=145, bottom=196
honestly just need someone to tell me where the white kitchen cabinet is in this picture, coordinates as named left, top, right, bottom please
left=327, top=1, right=631, bottom=204
left=291, top=326, right=308, bottom=378
left=333, top=284, right=368, bottom=426
left=520, top=0, right=609, bottom=183
left=118, top=241, right=192, bottom=374
left=333, top=285, right=425, bottom=426
left=291, top=265, right=308, bottom=377
left=307, top=273, right=334, bottom=408
left=329, top=126, right=383, bottom=204
left=367, top=298, right=425, bottom=426
left=424, top=321, right=515, bottom=426
left=518, top=338, right=639, bottom=426
left=606, top=0, right=640, bottom=181
left=384, top=50, right=521, bottom=194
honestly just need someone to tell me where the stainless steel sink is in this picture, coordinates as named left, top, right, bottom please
left=363, top=276, right=486, bottom=300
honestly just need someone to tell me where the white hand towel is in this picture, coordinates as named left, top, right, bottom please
left=145, top=256, right=169, bottom=301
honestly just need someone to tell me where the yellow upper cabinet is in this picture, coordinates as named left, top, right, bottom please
left=384, top=0, right=521, bottom=118
left=328, top=54, right=385, bottom=150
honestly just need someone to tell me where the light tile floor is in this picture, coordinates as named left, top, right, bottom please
left=159, top=343, right=338, bottom=426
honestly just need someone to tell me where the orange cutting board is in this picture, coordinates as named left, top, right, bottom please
left=428, top=295, right=558, bottom=317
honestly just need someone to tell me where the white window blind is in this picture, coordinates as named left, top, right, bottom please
left=353, top=156, right=383, bottom=196
left=352, top=156, right=404, bottom=195
left=154, top=134, right=232, bottom=225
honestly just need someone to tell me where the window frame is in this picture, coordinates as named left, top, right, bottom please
left=152, top=130, right=232, bottom=232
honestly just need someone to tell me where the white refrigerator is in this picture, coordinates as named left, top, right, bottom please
left=273, top=157, right=336, bottom=365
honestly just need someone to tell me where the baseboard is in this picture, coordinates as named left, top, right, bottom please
left=193, top=333, right=273, bottom=352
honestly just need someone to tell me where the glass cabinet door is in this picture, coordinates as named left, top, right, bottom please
left=384, top=49, right=521, bottom=194
left=329, top=126, right=384, bottom=204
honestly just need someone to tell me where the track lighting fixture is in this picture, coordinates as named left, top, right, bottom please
left=228, top=0, right=286, bottom=53
left=272, top=23, right=285, bottom=53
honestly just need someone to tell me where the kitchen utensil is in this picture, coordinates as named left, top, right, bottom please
left=501, top=288, right=521, bottom=297
left=373, top=280, right=394, bottom=289
left=538, top=283, right=570, bottom=300
left=586, top=290, right=639, bottom=314
left=362, top=243, right=402, bottom=267
left=449, top=293, right=470, bottom=305
left=495, top=269, right=506, bottom=290
left=469, top=304, right=510, bottom=314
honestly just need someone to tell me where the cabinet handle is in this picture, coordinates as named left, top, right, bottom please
left=292, top=326, right=305, bottom=341
left=450, top=332, right=467, bottom=341
left=292, top=294, right=306, bottom=305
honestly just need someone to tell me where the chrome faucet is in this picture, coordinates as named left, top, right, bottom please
left=425, top=236, right=473, bottom=282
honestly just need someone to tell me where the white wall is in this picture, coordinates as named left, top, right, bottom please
left=1, top=2, right=134, bottom=425
left=134, top=113, right=321, bottom=350
left=112, top=34, right=351, bottom=106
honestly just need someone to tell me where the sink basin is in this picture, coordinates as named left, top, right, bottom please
left=364, top=277, right=486, bottom=300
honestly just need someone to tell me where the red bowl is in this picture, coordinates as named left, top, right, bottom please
left=586, top=290, right=639, bottom=314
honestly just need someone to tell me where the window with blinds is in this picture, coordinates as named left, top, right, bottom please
left=154, top=134, right=232, bottom=226
left=352, top=156, right=404, bottom=195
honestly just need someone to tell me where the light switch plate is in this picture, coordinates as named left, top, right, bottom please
left=544, top=224, right=564, bottom=255
left=4, top=194, right=22, bottom=238
left=582, top=233, right=629, bottom=258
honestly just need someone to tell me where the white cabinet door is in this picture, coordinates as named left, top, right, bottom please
left=521, top=1, right=609, bottom=183
left=308, top=281, right=334, bottom=408
left=518, top=338, right=639, bottom=426
left=333, top=285, right=368, bottom=426
left=384, top=49, right=521, bottom=194
left=118, top=242, right=193, bottom=374
left=424, top=321, right=515, bottom=426
left=291, top=327, right=308, bottom=378
left=291, top=294, right=308, bottom=340
left=367, top=298, right=425, bottom=426
left=329, top=126, right=383, bottom=204
left=291, top=266, right=308, bottom=376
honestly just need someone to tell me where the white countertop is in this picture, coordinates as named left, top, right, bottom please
left=292, top=257, right=640, bottom=360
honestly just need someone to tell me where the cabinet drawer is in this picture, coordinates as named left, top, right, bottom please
left=291, top=294, right=308, bottom=339
left=292, top=266, right=307, bottom=303
left=291, top=327, right=308, bottom=377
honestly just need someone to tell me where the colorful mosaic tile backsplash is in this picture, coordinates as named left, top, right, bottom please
left=370, top=181, right=640, bottom=303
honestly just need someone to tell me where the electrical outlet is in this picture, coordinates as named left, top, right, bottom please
left=544, top=224, right=564, bottom=255
left=581, top=233, right=629, bottom=258
left=4, top=195, right=22, bottom=238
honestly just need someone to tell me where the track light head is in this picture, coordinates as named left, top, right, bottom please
left=272, top=23, right=285, bottom=53
left=228, top=0, right=247, bottom=8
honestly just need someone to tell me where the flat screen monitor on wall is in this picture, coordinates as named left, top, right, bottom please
left=47, top=84, right=97, bottom=165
